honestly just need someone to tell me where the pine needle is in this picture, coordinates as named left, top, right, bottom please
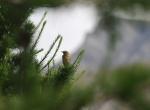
left=34, top=48, right=44, bottom=55
left=39, top=35, right=62, bottom=66
left=40, top=35, right=62, bottom=71
left=73, top=50, right=84, bottom=69
left=32, top=21, right=47, bottom=50
left=33, top=11, right=47, bottom=32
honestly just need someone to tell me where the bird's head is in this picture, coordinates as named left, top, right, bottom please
left=62, top=50, right=69, bottom=55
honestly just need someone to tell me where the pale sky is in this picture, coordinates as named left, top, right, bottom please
left=29, top=3, right=97, bottom=63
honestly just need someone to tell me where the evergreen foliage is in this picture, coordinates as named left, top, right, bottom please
left=98, top=64, right=150, bottom=110
left=0, top=0, right=150, bottom=110
left=0, top=1, right=93, bottom=110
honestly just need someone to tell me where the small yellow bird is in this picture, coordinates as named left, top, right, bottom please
left=62, top=50, right=71, bottom=66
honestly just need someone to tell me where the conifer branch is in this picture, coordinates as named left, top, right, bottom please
left=40, top=36, right=62, bottom=71
left=34, top=48, right=44, bottom=55
left=32, top=21, right=47, bottom=50
left=0, top=12, right=9, bottom=33
left=38, top=35, right=62, bottom=65
left=73, top=50, right=84, bottom=69
left=33, top=11, right=47, bottom=32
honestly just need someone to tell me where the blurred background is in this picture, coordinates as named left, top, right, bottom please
left=29, top=3, right=98, bottom=64
left=29, top=1, right=150, bottom=109
left=1, top=0, right=150, bottom=110
left=29, top=1, right=150, bottom=72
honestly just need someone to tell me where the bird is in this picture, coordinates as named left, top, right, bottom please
left=62, top=50, right=71, bottom=66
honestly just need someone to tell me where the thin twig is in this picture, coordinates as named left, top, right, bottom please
left=33, top=11, right=47, bottom=32
left=34, top=48, right=44, bottom=55
left=73, top=50, right=84, bottom=69
left=32, top=21, right=47, bottom=50
left=40, top=36, right=63, bottom=71
left=38, top=35, right=61, bottom=65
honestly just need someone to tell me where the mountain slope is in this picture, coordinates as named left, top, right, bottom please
left=73, top=18, right=150, bottom=72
